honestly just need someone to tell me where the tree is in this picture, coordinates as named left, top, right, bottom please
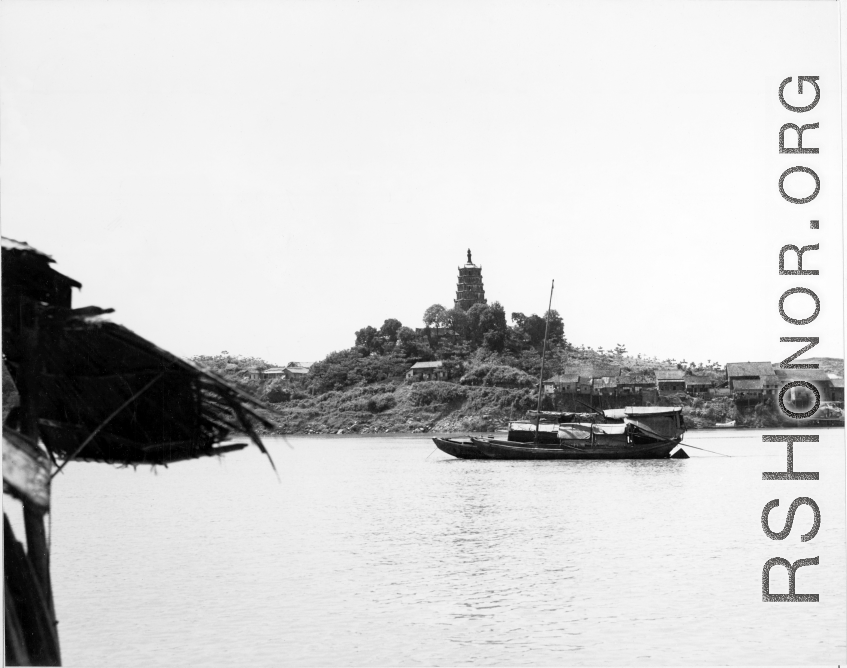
left=465, top=303, right=488, bottom=344
left=512, top=310, right=563, bottom=349
left=479, top=302, right=507, bottom=352
left=379, top=318, right=403, bottom=343
left=613, top=343, right=627, bottom=361
left=354, top=325, right=382, bottom=355
left=445, top=307, right=468, bottom=338
left=423, top=304, right=448, bottom=335
left=397, top=326, right=416, bottom=345
left=545, top=310, right=565, bottom=345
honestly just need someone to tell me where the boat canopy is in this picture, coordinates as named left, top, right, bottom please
left=603, top=406, right=683, bottom=419
left=558, top=424, right=592, bottom=440
left=591, top=423, right=627, bottom=435
left=509, top=421, right=558, bottom=432
left=558, top=423, right=628, bottom=439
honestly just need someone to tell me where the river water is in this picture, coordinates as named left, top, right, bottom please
left=11, top=428, right=846, bottom=665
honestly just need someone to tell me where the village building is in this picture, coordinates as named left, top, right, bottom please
left=454, top=249, right=487, bottom=311
left=617, top=374, right=653, bottom=394
left=247, top=362, right=310, bottom=382
left=725, top=361, right=779, bottom=396
left=406, top=360, right=449, bottom=381
left=685, top=375, right=714, bottom=396
left=546, top=373, right=592, bottom=395
left=593, top=376, right=618, bottom=396
left=830, top=377, right=844, bottom=403
left=774, top=368, right=835, bottom=402
left=732, top=378, right=765, bottom=400
left=283, top=362, right=310, bottom=382
left=656, top=369, right=686, bottom=394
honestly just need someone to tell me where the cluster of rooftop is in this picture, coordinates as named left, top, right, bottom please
left=404, top=359, right=844, bottom=408
left=541, top=365, right=717, bottom=399
left=247, top=362, right=311, bottom=382
left=725, top=361, right=843, bottom=404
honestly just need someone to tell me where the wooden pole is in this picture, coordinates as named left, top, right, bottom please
left=16, top=301, right=60, bottom=664
left=534, top=280, right=555, bottom=442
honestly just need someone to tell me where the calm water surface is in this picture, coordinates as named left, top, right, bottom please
left=19, top=429, right=847, bottom=665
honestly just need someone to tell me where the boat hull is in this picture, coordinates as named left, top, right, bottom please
left=470, top=436, right=681, bottom=460
left=432, top=437, right=488, bottom=460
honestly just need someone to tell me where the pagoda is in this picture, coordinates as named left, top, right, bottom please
left=454, top=249, right=487, bottom=311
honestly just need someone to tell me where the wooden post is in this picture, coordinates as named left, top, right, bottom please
left=16, top=301, right=59, bottom=634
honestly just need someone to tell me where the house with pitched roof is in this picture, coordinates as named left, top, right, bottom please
left=656, top=369, right=686, bottom=394
left=617, top=374, right=654, bottom=394
left=593, top=376, right=619, bottom=396
left=406, top=360, right=448, bottom=381
left=725, top=361, right=779, bottom=397
left=774, top=368, right=835, bottom=402
left=685, top=375, right=715, bottom=396
left=732, top=378, right=765, bottom=400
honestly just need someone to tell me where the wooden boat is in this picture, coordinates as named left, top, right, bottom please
left=714, top=420, right=736, bottom=428
left=432, top=437, right=488, bottom=459
left=470, top=435, right=681, bottom=460
left=469, top=407, right=687, bottom=460
left=435, top=280, right=689, bottom=462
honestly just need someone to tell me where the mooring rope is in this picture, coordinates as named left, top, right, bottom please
left=679, top=442, right=732, bottom=457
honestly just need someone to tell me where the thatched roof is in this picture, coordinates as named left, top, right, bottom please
left=725, top=361, right=776, bottom=378
left=2, top=237, right=274, bottom=468
left=773, top=368, right=831, bottom=383
left=655, top=369, right=686, bottom=381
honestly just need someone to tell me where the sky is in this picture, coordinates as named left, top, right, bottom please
left=1, top=1, right=843, bottom=368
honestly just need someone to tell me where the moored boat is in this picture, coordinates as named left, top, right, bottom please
left=432, top=437, right=488, bottom=459
left=470, top=435, right=681, bottom=460
left=469, top=406, right=685, bottom=460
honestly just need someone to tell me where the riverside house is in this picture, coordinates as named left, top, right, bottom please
left=774, top=368, right=836, bottom=402
left=546, top=373, right=592, bottom=396
left=656, top=369, right=686, bottom=395
left=732, top=378, right=765, bottom=400
left=593, top=376, right=618, bottom=397
left=725, top=362, right=779, bottom=398
left=617, top=374, right=653, bottom=395
left=685, top=375, right=714, bottom=396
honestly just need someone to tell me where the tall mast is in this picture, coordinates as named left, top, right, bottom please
left=534, top=280, right=555, bottom=442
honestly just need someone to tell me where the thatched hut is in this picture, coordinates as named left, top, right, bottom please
left=2, top=237, right=274, bottom=665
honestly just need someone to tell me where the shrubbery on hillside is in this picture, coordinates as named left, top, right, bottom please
left=460, top=363, right=536, bottom=388
left=407, top=381, right=467, bottom=407
left=308, top=350, right=410, bottom=393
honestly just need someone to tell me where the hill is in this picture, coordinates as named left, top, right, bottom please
left=190, top=306, right=843, bottom=435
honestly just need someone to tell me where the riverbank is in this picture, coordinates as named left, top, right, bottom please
left=249, top=382, right=823, bottom=435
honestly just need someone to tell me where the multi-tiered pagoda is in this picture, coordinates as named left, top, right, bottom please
left=455, top=249, right=487, bottom=311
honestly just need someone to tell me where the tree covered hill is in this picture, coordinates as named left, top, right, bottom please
left=190, top=302, right=740, bottom=435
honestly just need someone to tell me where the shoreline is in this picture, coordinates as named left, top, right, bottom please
left=255, top=424, right=845, bottom=439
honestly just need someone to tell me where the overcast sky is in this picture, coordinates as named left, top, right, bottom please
left=1, top=1, right=842, bottom=367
